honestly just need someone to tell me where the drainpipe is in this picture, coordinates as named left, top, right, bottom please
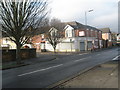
left=70, top=39, right=72, bottom=52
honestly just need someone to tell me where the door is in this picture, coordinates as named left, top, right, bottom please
left=80, top=42, right=85, bottom=51
left=88, top=41, right=92, bottom=50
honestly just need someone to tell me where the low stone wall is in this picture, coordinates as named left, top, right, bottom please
left=2, top=48, right=36, bottom=62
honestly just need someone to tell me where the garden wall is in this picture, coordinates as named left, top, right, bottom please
left=2, top=48, right=36, bottom=62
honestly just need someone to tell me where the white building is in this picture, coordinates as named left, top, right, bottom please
left=0, top=37, right=34, bottom=49
left=117, top=34, right=120, bottom=43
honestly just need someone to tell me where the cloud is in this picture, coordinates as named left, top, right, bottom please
left=91, top=13, right=117, bottom=26
left=90, top=13, right=118, bottom=32
left=48, top=0, right=119, bottom=32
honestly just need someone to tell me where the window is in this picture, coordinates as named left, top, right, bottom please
left=65, top=30, right=68, bottom=37
left=79, top=31, right=85, bottom=37
left=6, top=38, right=8, bottom=43
left=95, top=31, right=98, bottom=37
left=66, top=29, right=73, bottom=37
left=91, top=29, right=93, bottom=37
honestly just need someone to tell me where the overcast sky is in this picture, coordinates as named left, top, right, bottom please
left=48, top=0, right=119, bottom=33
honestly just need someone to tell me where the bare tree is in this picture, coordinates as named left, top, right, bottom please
left=50, top=18, right=65, bottom=30
left=0, top=0, right=48, bottom=64
left=46, top=28, right=61, bottom=53
left=46, top=18, right=65, bottom=53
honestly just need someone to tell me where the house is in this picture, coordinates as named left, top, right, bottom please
left=100, top=28, right=112, bottom=41
left=117, top=34, right=120, bottom=42
left=116, top=33, right=120, bottom=46
left=100, top=28, right=112, bottom=47
left=1, top=37, right=16, bottom=49
left=31, top=34, right=44, bottom=51
left=59, top=21, right=102, bottom=52
left=40, top=27, right=61, bottom=52
left=42, top=21, right=103, bottom=52
left=111, top=32, right=117, bottom=46
left=0, top=36, right=34, bottom=49
left=31, top=26, right=51, bottom=51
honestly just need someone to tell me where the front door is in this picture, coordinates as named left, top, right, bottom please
left=80, top=42, right=85, bottom=51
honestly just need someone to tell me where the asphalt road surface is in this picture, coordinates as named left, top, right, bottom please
left=2, top=48, right=119, bottom=88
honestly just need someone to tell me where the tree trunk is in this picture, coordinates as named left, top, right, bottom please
left=16, top=43, right=21, bottom=64
left=53, top=46, right=56, bottom=53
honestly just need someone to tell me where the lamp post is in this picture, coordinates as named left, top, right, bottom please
left=85, top=10, right=93, bottom=25
left=85, top=9, right=93, bottom=51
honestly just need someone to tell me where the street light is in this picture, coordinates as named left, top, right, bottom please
left=85, top=9, right=93, bottom=51
left=85, top=9, right=94, bottom=25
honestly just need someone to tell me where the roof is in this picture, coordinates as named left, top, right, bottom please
left=85, top=25, right=101, bottom=31
left=117, top=33, right=120, bottom=36
left=64, top=21, right=101, bottom=31
left=49, top=27, right=58, bottom=32
left=64, top=21, right=86, bottom=29
left=100, top=28, right=111, bottom=33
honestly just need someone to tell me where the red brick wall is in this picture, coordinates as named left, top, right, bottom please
left=32, top=35, right=42, bottom=44
left=88, top=30, right=91, bottom=37
left=98, top=31, right=102, bottom=40
left=75, top=30, right=79, bottom=37
left=91, top=30, right=93, bottom=37
left=65, top=29, right=102, bottom=39
left=95, top=31, right=97, bottom=37
left=92, top=31, right=96, bottom=37
left=74, top=29, right=102, bottom=38
left=79, top=30, right=86, bottom=37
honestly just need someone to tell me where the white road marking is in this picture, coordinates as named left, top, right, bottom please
left=112, top=55, right=120, bottom=60
left=79, top=53, right=88, bottom=55
left=74, top=58, right=86, bottom=62
left=97, top=54, right=101, bottom=56
left=18, top=64, right=63, bottom=77
left=109, top=51, right=113, bottom=52
left=74, top=56, right=91, bottom=62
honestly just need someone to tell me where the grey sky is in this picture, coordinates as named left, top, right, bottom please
left=48, top=0, right=118, bottom=33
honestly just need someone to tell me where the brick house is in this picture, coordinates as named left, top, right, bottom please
left=100, top=28, right=112, bottom=48
left=100, top=28, right=112, bottom=41
left=42, top=21, right=103, bottom=52
left=31, top=26, right=50, bottom=51
left=59, top=21, right=102, bottom=52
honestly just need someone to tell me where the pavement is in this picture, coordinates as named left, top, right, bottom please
left=23, top=51, right=81, bottom=65
left=2, top=50, right=89, bottom=70
left=52, top=60, right=118, bottom=88
left=22, top=51, right=90, bottom=65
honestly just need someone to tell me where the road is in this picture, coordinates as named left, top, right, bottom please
left=2, top=48, right=119, bottom=88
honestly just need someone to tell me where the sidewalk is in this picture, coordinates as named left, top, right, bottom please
left=24, top=54, right=56, bottom=65
left=34, top=47, right=117, bottom=67
left=2, top=47, right=117, bottom=70
left=2, top=51, right=75, bottom=70
left=52, top=61, right=118, bottom=88
left=2, top=53, right=56, bottom=70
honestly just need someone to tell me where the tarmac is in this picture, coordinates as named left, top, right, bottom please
left=2, top=48, right=119, bottom=88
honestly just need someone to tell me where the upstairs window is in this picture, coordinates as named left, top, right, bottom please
left=65, top=29, right=74, bottom=37
left=79, top=31, right=85, bottom=37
